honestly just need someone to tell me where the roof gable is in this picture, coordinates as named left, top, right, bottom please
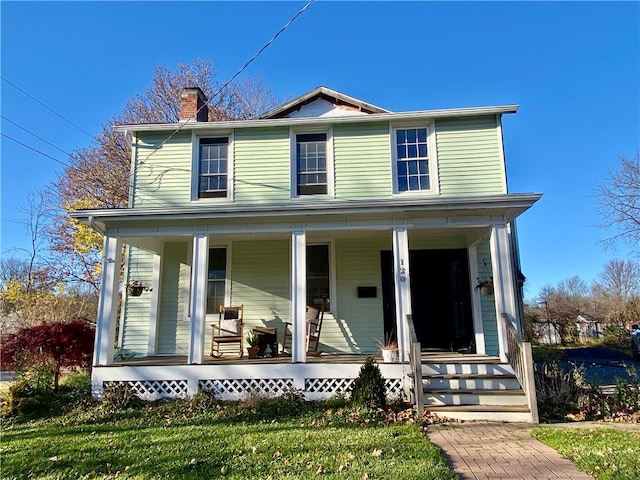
left=259, top=86, right=391, bottom=119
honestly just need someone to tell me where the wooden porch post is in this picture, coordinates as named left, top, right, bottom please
left=490, top=223, right=517, bottom=363
left=188, top=233, right=209, bottom=364
left=94, top=235, right=122, bottom=366
left=392, top=227, right=412, bottom=362
left=291, top=230, right=307, bottom=363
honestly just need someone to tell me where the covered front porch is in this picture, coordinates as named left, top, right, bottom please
left=77, top=194, right=539, bottom=399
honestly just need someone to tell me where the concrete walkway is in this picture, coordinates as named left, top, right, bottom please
left=427, top=422, right=595, bottom=479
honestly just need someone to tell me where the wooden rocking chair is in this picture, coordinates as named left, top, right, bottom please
left=282, top=302, right=326, bottom=356
left=211, top=304, right=244, bottom=358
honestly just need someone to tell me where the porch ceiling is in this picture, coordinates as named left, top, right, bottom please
left=72, top=193, right=541, bottom=243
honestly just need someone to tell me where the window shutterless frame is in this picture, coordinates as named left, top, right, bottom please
left=191, top=132, right=234, bottom=201
left=391, top=122, right=439, bottom=195
left=290, top=127, right=334, bottom=199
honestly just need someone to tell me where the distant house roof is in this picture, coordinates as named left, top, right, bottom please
left=259, top=86, right=391, bottom=119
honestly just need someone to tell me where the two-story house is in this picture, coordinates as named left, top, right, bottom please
left=72, top=86, right=541, bottom=422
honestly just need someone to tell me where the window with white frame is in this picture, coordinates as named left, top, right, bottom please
left=198, top=137, right=228, bottom=198
left=307, top=244, right=330, bottom=309
left=296, top=133, right=327, bottom=195
left=394, top=127, right=431, bottom=192
left=206, top=247, right=227, bottom=314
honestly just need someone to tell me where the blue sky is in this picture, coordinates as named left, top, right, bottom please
left=1, top=1, right=639, bottom=299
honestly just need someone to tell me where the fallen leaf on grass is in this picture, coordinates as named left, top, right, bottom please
left=49, top=456, right=59, bottom=462
left=273, top=451, right=282, bottom=459
left=316, top=465, right=325, bottom=474
left=372, top=448, right=383, bottom=457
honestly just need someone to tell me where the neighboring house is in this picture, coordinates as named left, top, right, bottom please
left=72, top=86, right=541, bottom=422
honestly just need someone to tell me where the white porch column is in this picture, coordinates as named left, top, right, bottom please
left=94, top=235, right=122, bottom=366
left=291, top=230, right=307, bottom=363
left=146, top=253, right=162, bottom=356
left=392, top=227, right=412, bottom=362
left=490, top=223, right=517, bottom=362
left=188, top=234, right=209, bottom=364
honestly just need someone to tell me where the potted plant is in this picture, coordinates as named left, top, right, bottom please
left=126, top=280, right=148, bottom=297
left=246, top=331, right=260, bottom=359
left=376, top=334, right=399, bottom=363
left=475, top=277, right=494, bottom=296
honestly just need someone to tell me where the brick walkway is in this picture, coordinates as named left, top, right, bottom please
left=427, top=422, right=594, bottom=479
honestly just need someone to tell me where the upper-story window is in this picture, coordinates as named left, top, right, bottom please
left=394, top=127, right=432, bottom=192
left=198, top=137, right=228, bottom=198
left=296, top=133, right=327, bottom=196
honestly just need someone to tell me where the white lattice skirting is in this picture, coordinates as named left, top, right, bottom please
left=95, top=363, right=408, bottom=402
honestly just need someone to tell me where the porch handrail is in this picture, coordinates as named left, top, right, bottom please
left=406, top=314, right=424, bottom=415
left=502, top=312, right=539, bottom=423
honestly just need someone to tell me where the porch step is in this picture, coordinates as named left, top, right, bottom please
left=426, top=404, right=532, bottom=422
left=412, top=358, right=533, bottom=422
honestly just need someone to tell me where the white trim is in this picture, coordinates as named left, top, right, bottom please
left=94, top=235, right=122, bottom=366
left=468, top=243, right=486, bottom=355
left=190, top=131, right=234, bottom=202
left=390, top=122, right=439, bottom=196
left=490, top=223, right=516, bottom=363
left=392, top=227, right=412, bottom=362
left=496, top=115, right=508, bottom=193
left=289, top=126, right=335, bottom=199
left=291, top=231, right=307, bottom=363
left=188, top=234, right=209, bottom=364
left=114, top=105, right=520, bottom=132
left=147, top=253, right=162, bottom=356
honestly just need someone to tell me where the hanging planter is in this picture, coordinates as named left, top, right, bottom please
left=475, top=278, right=494, bottom=296
left=126, top=280, right=149, bottom=297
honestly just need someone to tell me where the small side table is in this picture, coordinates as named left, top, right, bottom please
left=253, top=327, right=278, bottom=357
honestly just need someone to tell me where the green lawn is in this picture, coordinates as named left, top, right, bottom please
left=533, top=427, right=640, bottom=480
left=0, top=405, right=457, bottom=480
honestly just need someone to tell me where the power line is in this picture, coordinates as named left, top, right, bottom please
left=1, top=76, right=96, bottom=140
left=1, top=133, right=70, bottom=168
left=143, top=0, right=314, bottom=162
left=1, top=115, right=71, bottom=156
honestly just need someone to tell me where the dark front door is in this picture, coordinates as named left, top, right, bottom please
left=381, top=249, right=474, bottom=351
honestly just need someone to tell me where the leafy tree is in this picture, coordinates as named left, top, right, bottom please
left=1, top=320, right=94, bottom=391
left=48, top=59, right=279, bottom=290
left=597, top=152, right=640, bottom=252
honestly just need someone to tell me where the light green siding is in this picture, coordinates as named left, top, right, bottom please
left=333, top=122, right=392, bottom=200
left=436, top=116, right=507, bottom=196
left=120, top=246, right=153, bottom=355
left=227, top=240, right=290, bottom=343
left=132, top=133, right=192, bottom=207
left=233, top=127, right=291, bottom=204
left=476, top=239, right=498, bottom=355
left=157, top=242, right=191, bottom=355
left=333, top=237, right=391, bottom=354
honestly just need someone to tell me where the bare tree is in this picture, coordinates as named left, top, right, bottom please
left=48, top=59, right=279, bottom=290
left=592, top=258, right=640, bottom=305
left=596, top=152, right=640, bottom=252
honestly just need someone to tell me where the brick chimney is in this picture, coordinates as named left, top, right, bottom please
left=180, top=87, right=208, bottom=122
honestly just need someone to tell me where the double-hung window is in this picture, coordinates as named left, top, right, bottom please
left=296, top=133, right=328, bottom=196
left=198, top=137, right=228, bottom=198
left=206, top=247, right=227, bottom=315
left=394, top=127, right=432, bottom=192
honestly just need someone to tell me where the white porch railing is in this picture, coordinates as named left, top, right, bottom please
left=406, top=314, right=424, bottom=415
left=502, top=313, right=539, bottom=423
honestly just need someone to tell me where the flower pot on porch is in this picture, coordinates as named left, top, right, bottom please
left=247, top=346, right=260, bottom=359
left=479, top=284, right=494, bottom=295
left=126, top=281, right=146, bottom=297
left=381, top=348, right=398, bottom=363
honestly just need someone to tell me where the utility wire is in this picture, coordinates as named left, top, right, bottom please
left=143, top=0, right=314, bottom=162
left=1, top=115, right=71, bottom=156
left=1, top=132, right=70, bottom=168
left=1, top=76, right=96, bottom=139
